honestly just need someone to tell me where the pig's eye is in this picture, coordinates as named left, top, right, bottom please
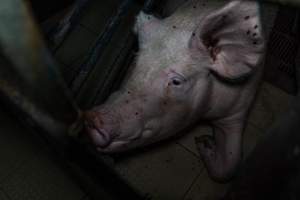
left=167, top=73, right=190, bottom=97
left=170, top=75, right=186, bottom=87
left=172, top=78, right=182, bottom=86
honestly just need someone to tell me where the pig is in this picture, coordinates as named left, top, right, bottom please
left=84, top=0, right=265, bottom=181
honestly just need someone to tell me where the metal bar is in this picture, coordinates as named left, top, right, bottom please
left=0, top=1, right=144, bottom=199
left=70, top=0, right=135, bottom=96
left=142, top=0, right=156, bottom=14
left=89, top=33, right=137, bottom=106
left=0, top=0, right=80, bottom=143
left=265, top=0, right=300, bottom=8
left=47, top=0, right=90, bottom=51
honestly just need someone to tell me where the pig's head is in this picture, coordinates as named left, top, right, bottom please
left=84, top=1, right=264, bottom=152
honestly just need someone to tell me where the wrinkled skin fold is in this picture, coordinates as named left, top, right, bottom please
left=84, top=0, right=265, bottom=181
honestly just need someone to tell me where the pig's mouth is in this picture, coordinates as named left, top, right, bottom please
left=84, top=113, right=133, bottom=152
left=86, top=126, right=143, bottom=152
left=86, top=127, right=134, bottom=152
left=83, top=110, right=159, bottom=152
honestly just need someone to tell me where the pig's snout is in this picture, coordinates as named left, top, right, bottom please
left=84, top=111, right=114, bottom=148
left=87, top=126, right=112, bottom=148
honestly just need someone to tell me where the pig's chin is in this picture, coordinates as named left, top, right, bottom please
left=94, top=128, right=157, bottom=153
left=96, top=140, right=132, bottom=153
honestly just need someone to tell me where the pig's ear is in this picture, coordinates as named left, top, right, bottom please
left=190, top=1, right=264, bottom=83
left=134, top=12, right=162, bottom=44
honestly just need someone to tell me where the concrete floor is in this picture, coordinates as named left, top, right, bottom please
left=0, top=0, right=296, bottom=200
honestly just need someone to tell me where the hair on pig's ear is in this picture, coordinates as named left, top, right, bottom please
left=190, top=0, right=265, bottom=83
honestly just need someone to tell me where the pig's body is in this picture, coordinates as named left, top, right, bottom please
left=85, top=0, right=265, bottom=181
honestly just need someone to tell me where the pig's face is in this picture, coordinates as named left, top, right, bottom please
left=85, top=1, right=264, bottom=152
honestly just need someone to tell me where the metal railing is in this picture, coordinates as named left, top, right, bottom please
left=0, top=0, right=157, bottom=199
left=2, top=0, right=299, bottom=199
left=0, top=0, right=79, bottom=146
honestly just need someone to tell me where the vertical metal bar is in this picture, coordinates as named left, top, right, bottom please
left=143, top=0, right=156, bottom=14
left=0, top=0, right=80, bottom=143
left=47, top=0, right=90, bottom=50
left=70, top=0, right=134, bottom=96
left=0, top=1, right=147, bottom=199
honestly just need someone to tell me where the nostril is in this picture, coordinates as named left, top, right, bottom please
left=96, top=128, right=110, bottom=141
left=86, top=126, right=112, bottom=148
left=84, top=110, right=114, bottom=148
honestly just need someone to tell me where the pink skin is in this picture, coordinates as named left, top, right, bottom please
left=84, top=0, right=264, bottom=182
left=85, top=67, right=206, bottom=151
